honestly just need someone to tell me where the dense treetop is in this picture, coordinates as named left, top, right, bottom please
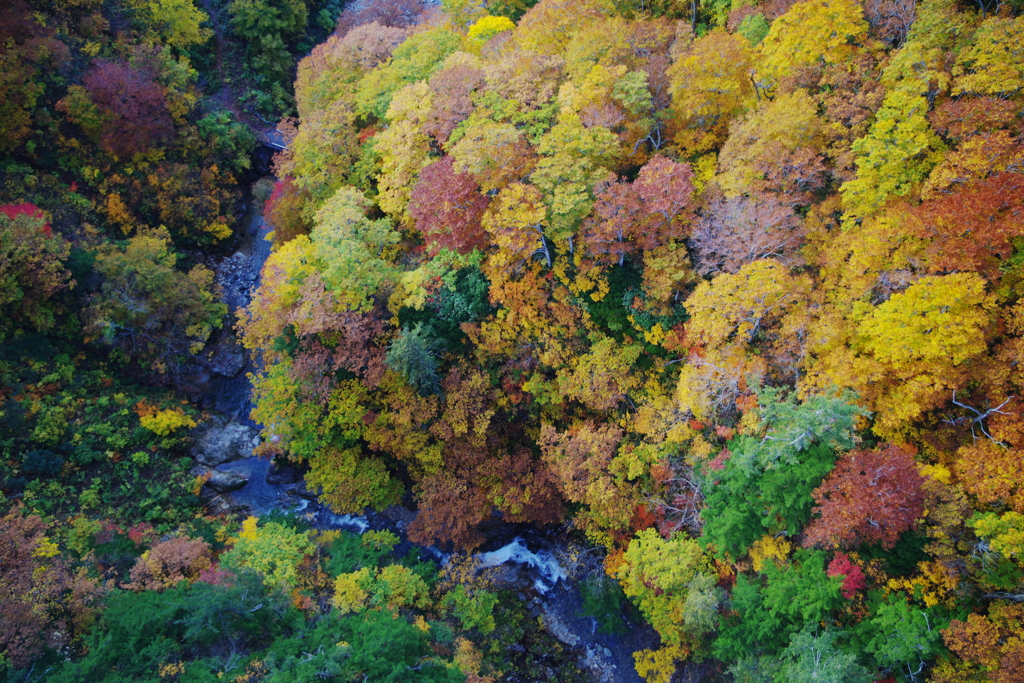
left=244, top=0, right=1024, bottom=679
left=3, top=0, right=1024, bottom=680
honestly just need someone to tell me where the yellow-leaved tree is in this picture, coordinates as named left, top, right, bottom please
left=839, top=88, right=946, bottom=221
left=373, top=82, right=434, bottom=224
left=757, top=0, right=869, bottom=82
left=952, top=16, right=1024, bottom=97
left=806, top=272, right=995, bottom=437
left=668, top=30, right=754, bottom=154
left=221, top=517, right=314, bottom=589
left=614, top=529, right=722, bottom=680
left=714, top=89, right=827, bottom=200
left=677, top=260, right=812, bottom=421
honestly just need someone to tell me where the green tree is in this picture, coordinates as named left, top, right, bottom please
left=855, top=592, right=949, bottom=677
left=386, top=324, right=442, bottom=395
left=229, top=0, right=308, bottom=105
left=715, top=550, right=843, bottom=663
left=85, top=228, right=226, bottom=374
left=729, top=626, right=872, bottom=683
left=0, top=204, right=73, bottom=334
left=440, top=585, right=499, bottom=633
left=776, top=627, right=872, bottom=682
left=337, top=610, right=465, bottom=682
left=197, top=111, right=257, bottom=175
left=701, top=441, right=837, bottom=559
left=262, top=610, right=464, bottom=682
left=311, top=186, right=399, bottom=312
left=614, top=528, right=722, bottom=647
left=700, top=389, right=865, bottom=558
left=49, top=572, right=294, bottom=682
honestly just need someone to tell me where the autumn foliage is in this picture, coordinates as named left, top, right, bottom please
left=80, top=60, right=174, bottom=158
left=0, top=511, right=103, bottom=668
left=827, top=552, right=866, bottom=599
left=7, top=0, right=1024, bottom=679
left=124, top=536, right=213, bottom=591
left=231, top=2, right=1024, bottom=675
left=0, top=203, right=73, bottom=332
left=803, top=445, right=926, bottom=550
left=409, top=157, right=491, bottom=254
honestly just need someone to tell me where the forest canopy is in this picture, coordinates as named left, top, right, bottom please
left=243, top=0, right=1024, bottom=678
left=3, top=0, right=1024, bottom=680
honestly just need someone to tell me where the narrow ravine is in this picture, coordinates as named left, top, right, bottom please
left=190, top=160, right=655, bottom=683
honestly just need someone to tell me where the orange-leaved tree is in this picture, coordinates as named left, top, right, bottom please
left=802, top=444, right=926, bottom=550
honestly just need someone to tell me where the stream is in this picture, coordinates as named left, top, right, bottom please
left=202, top=184, right=272, bottom=427
left=194, top=162, right=654, bottom=683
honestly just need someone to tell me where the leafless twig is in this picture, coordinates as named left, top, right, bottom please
left=942, top=392, right=1014, bottom=446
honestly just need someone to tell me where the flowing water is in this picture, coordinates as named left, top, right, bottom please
left=476, top=537, right=568, bottom=594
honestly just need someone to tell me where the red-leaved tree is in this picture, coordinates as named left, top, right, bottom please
left=802, top=444, right=925, bottom=550
left=83, top=59, right=174, bottom=158
left=584, top=154, right=694, bottom=266
left=264, top=176, right=312, bottom=245
left=913, top=172, right=1024, bottom=283
left=827, top=552, right=867, bottom=599
left=408, top=157, right=491, bottom=255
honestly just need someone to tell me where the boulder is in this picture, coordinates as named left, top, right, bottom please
left=203, top=333, right=246, bottom=378
left=205, top=469, right=248, bottom=493
left=265, top=461, right=301, bottom=485
left=192, top=421, right=259, bottom=467
left=382, top=504, right=416, bottom=526
left=289, top=479, right=318, bottom=500
left=215, top=251, right=259, bottom=312
left=198, top=490, right=236, bottom=516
